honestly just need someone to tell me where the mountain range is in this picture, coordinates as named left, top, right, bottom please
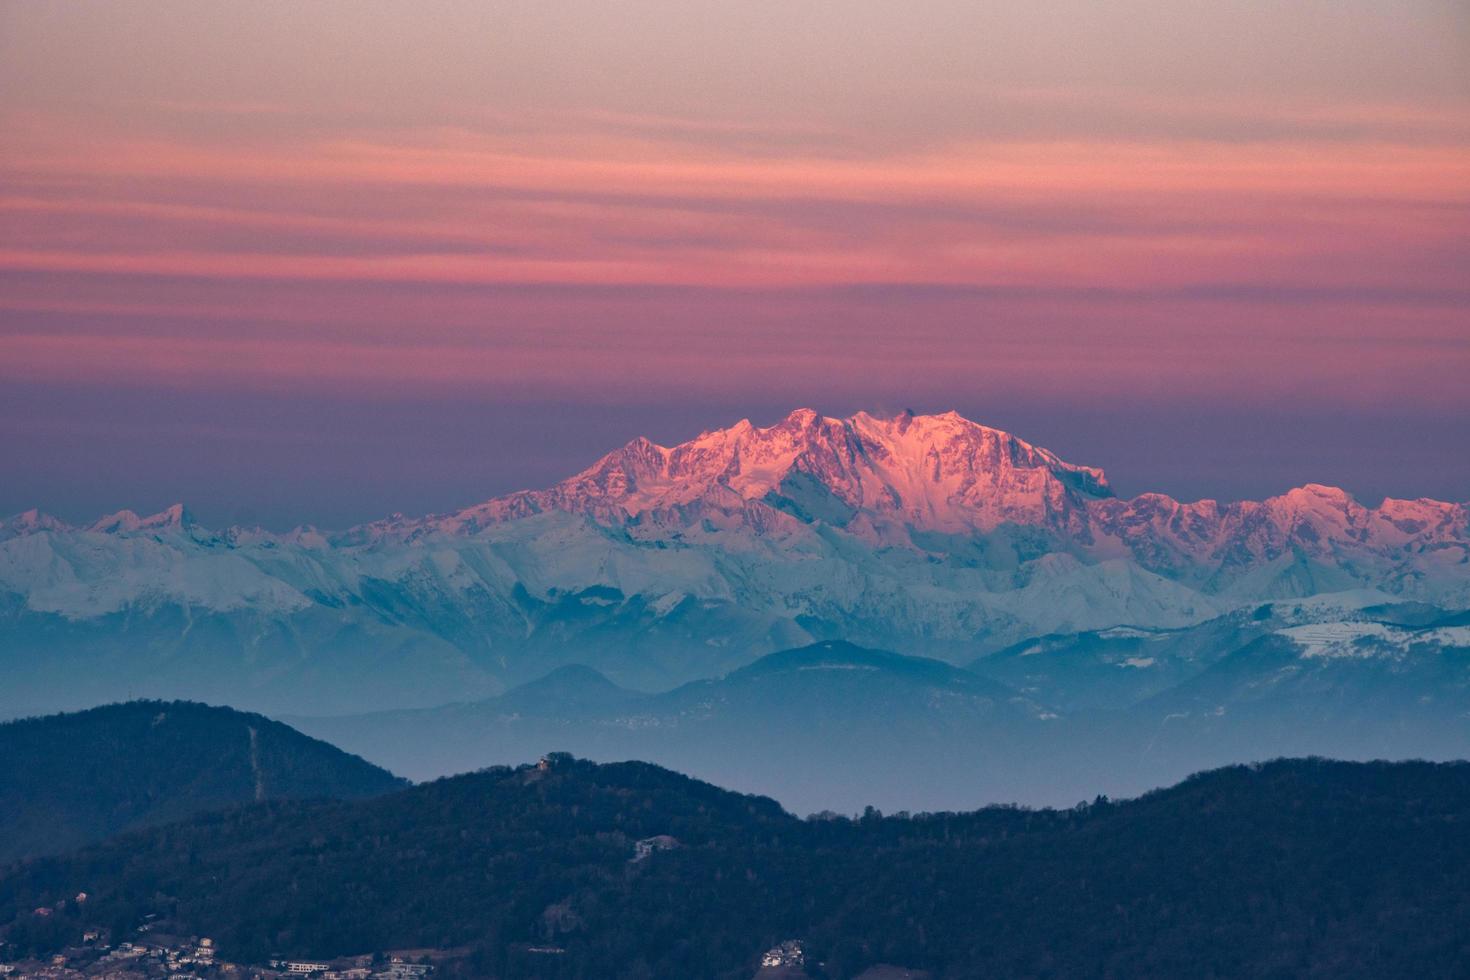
left=292, top=594, right=1470, bottom=813
left=2, top=408, right=1467, bottom=719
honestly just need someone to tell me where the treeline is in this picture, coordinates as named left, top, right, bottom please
left=3, top=756, right=1470, bottom=978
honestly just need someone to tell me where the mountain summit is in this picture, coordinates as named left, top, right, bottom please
left=440, top=408, right=1113, bottom=538
left=449, top=411, right=1111, bottom=537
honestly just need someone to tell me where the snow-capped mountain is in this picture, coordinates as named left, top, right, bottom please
left=417, top=408, right=1112, bottom=538
left=2, top=409, right=1466, bottom=717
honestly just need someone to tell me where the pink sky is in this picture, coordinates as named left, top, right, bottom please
left=1, top=1, right=1467, bottom=525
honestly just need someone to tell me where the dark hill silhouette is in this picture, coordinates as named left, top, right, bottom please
left=0, top=700, right=405, bottom=863
left=2, top=756, right=1468, bottom=978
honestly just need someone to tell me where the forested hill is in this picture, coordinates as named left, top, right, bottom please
left=3, top=756, right=1469, bottom=978
left=0, top=701, right=405, bottom=863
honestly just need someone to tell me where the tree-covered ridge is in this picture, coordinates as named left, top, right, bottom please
left=3, top=756, right=1468, bottom=978
left=0, top=700, right=405, bottom=864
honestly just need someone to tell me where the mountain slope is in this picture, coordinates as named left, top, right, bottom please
left=980, top=601, right=1470, bottom=796
left=1, top=409, right=1466, bottom=714
left=0, top=701, right=405, bottom=864
left=431, top=408, right=1113, bottom=538
left=294, top=615, right=1470, bottom=813
left=291, top=641, right=1058, bottom=811
left=964, top=592, right=1406, bottom=712
left=1124, top=621, right=1470, bottom=771
left=3, top=757, right=1469, bottom=979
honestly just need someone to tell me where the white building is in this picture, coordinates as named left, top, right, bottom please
left=633, top=834, right=680, bottom=861
left=762, top=940, right=806, bottom=968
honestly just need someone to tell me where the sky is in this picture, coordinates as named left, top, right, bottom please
left=1, top=1, right=1467, bottom=529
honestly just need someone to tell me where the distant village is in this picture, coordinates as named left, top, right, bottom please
left=0, top=820, right=688, bottom=979
left=0, top=918, right=435, bottom=980
left=1, top=908, right=924, bottom=979
left=0, top=829, right=925, bottom=979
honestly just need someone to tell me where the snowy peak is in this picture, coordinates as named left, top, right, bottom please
left=2, top=504, right=206, bottom=544
left=88, top=503, right=199, bottom=535
left=404, top=408, right=1465, bottom=567
left=1091, top=479, right=1468, bottom=583
left=87, top=510, right=141, bottom=534
left=844, top=408, right=1111, bottom=498
left=442, top=408, right=1114, bottom=536
left=144, top=503, right=197, bottom=531
left=0, top=509, right=72, bottom=541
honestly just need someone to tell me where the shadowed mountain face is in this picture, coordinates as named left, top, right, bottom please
left=0, top=701, right=405, bottom=864
left=290, top=641, right=1056, bottom=811
left=3, top=757, right=1469, bottom=979
left=1, top=409, right=1466, bottom=717
left=293, top=612, right=1470, bottom=813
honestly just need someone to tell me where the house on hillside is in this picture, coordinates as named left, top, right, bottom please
left=762, top=940, right=806, bottom=968
left=633, top=834, right=680, bottom=861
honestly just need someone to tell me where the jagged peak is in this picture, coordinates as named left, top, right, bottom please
left=89, top=509, right=142, bottom=533
left=0, top=509, right=71, bottom=537
left=437, top=408, right=1116, bottom=536
left=146, top=502, right=196, bottom=527
left=683, top=408, right=825, bottom=444
left=1268, top=485, right=1362, bottom=517
left=779, top=406, right=824, bottom=428
left=6, top=508, right=62, bottom=527
left=1377, top=495, right=1463, bottom=513
left=620, top=434, right=667, bottom=453
left=88, top=503, right=198, bottom=534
